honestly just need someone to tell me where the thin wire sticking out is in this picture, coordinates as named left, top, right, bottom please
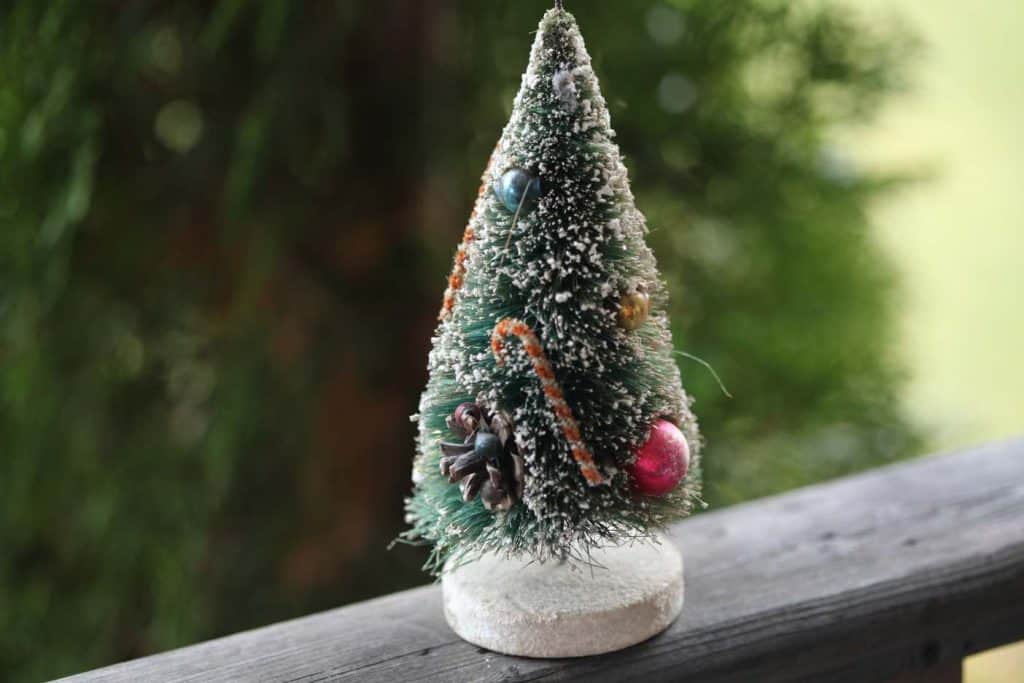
left=674, top=350, right=733, bottom=398
left=497, top=185, right=530, bottom=272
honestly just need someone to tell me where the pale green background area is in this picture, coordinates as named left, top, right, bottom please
left=844, top=0, right=1023, bottom=449
left=841, top=1, right=1023, bottom=680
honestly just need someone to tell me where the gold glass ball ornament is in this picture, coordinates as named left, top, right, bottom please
left=617, top=290, right=651, bottom=331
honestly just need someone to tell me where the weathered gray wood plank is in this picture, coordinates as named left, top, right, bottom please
left=60, top=438, right=1024, bottom=682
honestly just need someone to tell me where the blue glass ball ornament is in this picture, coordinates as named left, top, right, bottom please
left=494, top=168, right=541, bottom=214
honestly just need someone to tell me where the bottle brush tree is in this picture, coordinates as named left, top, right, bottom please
left=405, top=7, right=702, bottom=570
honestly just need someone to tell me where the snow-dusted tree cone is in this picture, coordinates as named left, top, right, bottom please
left=404, top=2, right=702, bottom=580
left=442, top=535, right=683, bottom=658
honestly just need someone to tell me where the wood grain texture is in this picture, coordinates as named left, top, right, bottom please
left=60, top=439, right=1024, bottom=683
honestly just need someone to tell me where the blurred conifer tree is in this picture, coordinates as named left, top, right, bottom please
left=0, top=1, right=919, bottom=680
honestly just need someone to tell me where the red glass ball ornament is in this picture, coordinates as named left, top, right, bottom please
left=628, top=419, right=690, bottom=496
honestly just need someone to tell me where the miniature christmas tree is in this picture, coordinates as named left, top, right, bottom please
left=405, top=5, right=702, bottom=573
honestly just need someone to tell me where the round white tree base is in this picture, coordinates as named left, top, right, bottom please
left=442, top=534, right=683, bottom=658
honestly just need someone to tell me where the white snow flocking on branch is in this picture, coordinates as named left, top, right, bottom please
left=552, top=69, right=579, bottom=113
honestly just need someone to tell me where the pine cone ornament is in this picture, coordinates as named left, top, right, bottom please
left=440, top=402, right=524, bottom=511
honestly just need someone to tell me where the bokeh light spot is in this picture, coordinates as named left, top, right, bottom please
left=151, top=25, right=183, bottom=75
left=646, top=4, right=685, bottom=46
left=657, top=73, right=697, bottom=114
left=154, top=100, right=203, bottom=153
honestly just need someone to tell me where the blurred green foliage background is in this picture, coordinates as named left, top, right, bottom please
left=0, top=1, right=933, bottom=680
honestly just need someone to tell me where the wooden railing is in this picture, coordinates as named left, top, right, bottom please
left=61, top=439, right=1024, bottom=682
